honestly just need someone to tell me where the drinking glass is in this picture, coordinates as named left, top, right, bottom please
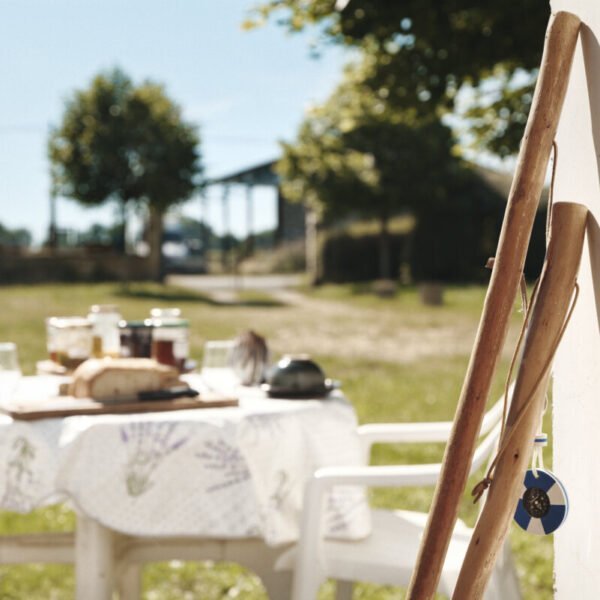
left=0, top=342, right=21, bottom=404
left=201, top=340, right=237, bottom=393
left=202, top=340, right=235, bottom=369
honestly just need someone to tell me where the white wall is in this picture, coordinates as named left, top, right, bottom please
left=550, top=3, right=600, bottom=597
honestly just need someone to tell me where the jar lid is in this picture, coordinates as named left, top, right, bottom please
left=90, top=304, right=119, bottom=314
left=47, top=316, right=92, bottom=329
left=118, top=319, right=154, bottom=329
left=150, top=307, right=181, bottom=318
left=151, top=318, right=189, bottom=328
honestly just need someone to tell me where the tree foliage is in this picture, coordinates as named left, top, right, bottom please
left=249, top=0, right=549, bottom=155
left=48, top=68, right=202, bottom=271
left=277, top=64, right=504, bottom=280
left=78, top=222, right=123, bottom=248
left=0, top=223, right=31, bottom=248
left=278, top=65, right=460, bottom=221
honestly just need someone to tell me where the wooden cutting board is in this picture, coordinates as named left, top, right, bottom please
left=2, top=392, right=238, bottom=421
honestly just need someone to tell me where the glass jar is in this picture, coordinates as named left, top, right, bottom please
left=46, top=317, right=93, bottom=370
left=118, top=320, right=154, bottom=359
left=151, top=318, right=189, bottom=372
left=87, top=304, right=121, bottom=358
left=45, top=317, right=59, bottom=363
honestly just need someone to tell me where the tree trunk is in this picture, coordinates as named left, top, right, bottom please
left=118, top=199, right=127, bottom=254
left=48, top=193, right=58, bottom=251
left=378, top=214, right=391, bottom=280
left=407, top=12, right=581, bottom=598
left=305, top=209, right=322, bottom=286
left=148, top=205, right=164, bottom=283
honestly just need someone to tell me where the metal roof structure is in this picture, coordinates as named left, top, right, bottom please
left=203, top=159, right=306, bottom=250
left=207, top=160, right=279, bottom=187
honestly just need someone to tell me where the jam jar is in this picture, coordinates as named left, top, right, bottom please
left=46, top=316, right=93, bottom=370
left=87, top=304, right=121, bottom=358
left=150, top=317, right=189, bottom=372
left=118, top=319, right=154, bottom=359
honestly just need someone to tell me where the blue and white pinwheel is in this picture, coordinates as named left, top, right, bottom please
left=514, top=468, right=569, bottom=535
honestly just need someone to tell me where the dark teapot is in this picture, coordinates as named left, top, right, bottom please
left=263, top=355, right=335, bottom=398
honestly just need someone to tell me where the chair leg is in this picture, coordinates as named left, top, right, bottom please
left=261, top=570, right=293, bottom=600
left=291, top=571, right=323, bottom=600
left=335, top=580, right=353, bottom=600
left=485, top=542, right=522, bottom=600
left=116, top=563, right=142, bottom=599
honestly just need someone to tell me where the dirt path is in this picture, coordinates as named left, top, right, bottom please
left=169, top=276, right=518, bottom=365
left=264, top=289, right=482, bottom=364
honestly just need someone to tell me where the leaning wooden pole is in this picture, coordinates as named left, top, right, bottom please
left=406, top=12, right=581, bottom=599
left=453, top=201, right=588, bottom=598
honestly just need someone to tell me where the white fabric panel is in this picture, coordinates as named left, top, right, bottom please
left=548, top=3, right=600, bottom=597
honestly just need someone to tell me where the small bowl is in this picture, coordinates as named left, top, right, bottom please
left=262, top=355, right=335, bottom=399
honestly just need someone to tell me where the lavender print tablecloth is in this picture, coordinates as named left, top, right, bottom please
left=0, top=373, right=370, bottom=546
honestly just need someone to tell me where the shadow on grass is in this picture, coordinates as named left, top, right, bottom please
left=115, top=283, right=286, bottom=308
left=308, top=281, right=403, bottom=301
left=349, top=282, right=384, bottom=295
left=234, top=295, right=287, bottom=308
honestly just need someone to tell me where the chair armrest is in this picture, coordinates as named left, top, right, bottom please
left=357, top=422, right=453, bottom=445
left=357, top=422, right=452, bottom=461
left=302, top=463, right=442, bottom=533
left=301, top=418, right=500, bottom=536
left=293, top=462, right=443, bottom=580
left=311, top=463, right=442, bottom=491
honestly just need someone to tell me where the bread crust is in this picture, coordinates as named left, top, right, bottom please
left=69, top=358, right=181, bottom=401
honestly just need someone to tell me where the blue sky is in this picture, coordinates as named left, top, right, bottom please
left=0, top=0, right=350, bottom=242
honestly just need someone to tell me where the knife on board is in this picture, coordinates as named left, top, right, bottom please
left=137, top=386, right=200, bottom=401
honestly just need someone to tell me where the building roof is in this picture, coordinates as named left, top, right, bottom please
left=206, top=158, right=549, bottom=203
left=207, top=160, right=279, bottom=187
left=472, top=163, right=549, bottom=203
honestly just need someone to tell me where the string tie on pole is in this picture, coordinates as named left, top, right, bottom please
left=531, top=432, right=548, bottom=478
left=472, top=477, right=493, bottom=503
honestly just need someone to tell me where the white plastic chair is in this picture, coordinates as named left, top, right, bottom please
left=276, top=393, right=522, bottom=600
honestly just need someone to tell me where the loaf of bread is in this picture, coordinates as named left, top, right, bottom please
left=69, top=358, right=181, bottom=401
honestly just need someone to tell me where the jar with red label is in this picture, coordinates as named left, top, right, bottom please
left=151, top=318, right=189, bottom=372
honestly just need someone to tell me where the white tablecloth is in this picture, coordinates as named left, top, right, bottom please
left=0, top=372, right=370, bottom=546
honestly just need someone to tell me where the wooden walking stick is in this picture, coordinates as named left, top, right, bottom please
left=453, top=201, right=588, bottom=598
left=406, top=11, right=581, bottom=599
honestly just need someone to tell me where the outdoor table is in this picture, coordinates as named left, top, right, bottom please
left=0, top=370, right=370, bottom=599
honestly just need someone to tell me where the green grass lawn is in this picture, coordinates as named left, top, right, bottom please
left=0, top=282, right=553, bottom=599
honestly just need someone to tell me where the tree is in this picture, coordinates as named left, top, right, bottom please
left=0, top=223, right=31, bottom=248
left=279, top=65, right=449, bottom=279
left=48, top=68, right=202, bottom=279
left=278, top=63, right=505, bottom=281
left=78, top=222, right=122, bottom=248
left=248, top=0, right=548, bottom=156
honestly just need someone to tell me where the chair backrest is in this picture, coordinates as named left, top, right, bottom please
left=358, top=384, right=511, bottom=469
left=469, top=383, right=514, bottom=498
left=470, top=419, right=502, bottom=476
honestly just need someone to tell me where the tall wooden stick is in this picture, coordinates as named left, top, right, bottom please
left=453, top=201, right=588, bottom=598
left=406, top=12, right=581, bottom=599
